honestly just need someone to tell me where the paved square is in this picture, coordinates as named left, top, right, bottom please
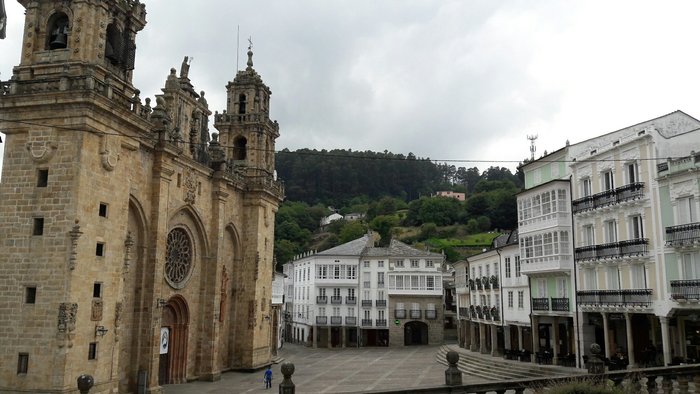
left=164, top=344, right=453, bottom=393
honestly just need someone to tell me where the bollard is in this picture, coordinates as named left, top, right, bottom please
left=279, top=362, right=295, bottom=394
left=77, top=374, right=94, bottom=394
left=444, top=350, right=462, bottom=386
left=586, top=343, right=605, bottom=375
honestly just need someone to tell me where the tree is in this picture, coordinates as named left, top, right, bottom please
left=339, top=221, right=368, bottom=243
left=274, top=239, right=300, bottom=269
left=370, top=215, right=399, bottom=246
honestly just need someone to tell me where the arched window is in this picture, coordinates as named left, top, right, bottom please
left=238, top=94, right=247, bottom=114
left=46, top=12, right=69, bottom=50
left=105, top=23, right=123, bottom=65
left=233, top=136, right=247, bottom=160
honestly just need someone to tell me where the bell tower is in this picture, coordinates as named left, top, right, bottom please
left=214, top=45, right=279, bottom=177
left=14, top=0, right=146, bottom=87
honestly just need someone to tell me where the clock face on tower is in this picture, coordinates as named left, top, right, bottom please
left=160, top=328, right=169, bottom=354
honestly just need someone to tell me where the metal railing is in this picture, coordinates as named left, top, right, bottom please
left=345, top=296, right=356, bottom=305
left=671, top=279, right=700, bottom=300
left=532, top=298, right=549, bottom=311
left=458, top=307, right=469, bottom=319
left=361, top=319, right=372, bottom=326
left=345, top=316, right=357, bottom=325
left=410, top=309, right=421, bottom=319
left=551, top=297, right=570, bottom=311
left=361, top=300, right=372, bottom=307
left=316, top=296, right=328, bottom=304
left=574, top=238, right=648, bottom=261
left=425, top=310, right=437, bottom=319
left=375, top=319, right=387, bottom=327
left=395, top=309, right=406, bottom=319
left=316, top=316, right=327, bottom=325
left=330, top=316, right=342, bottom=325
left=490, top=307, right=499, bottom=321
left=330, top=296, right=342, bottom=304
left=666, top=222, right=700, bottom=246
left=572, top=182, right=644, bottom=214
left=376, top=300, right=387, bottom=307
left=577, top=289, right=653, bottom=307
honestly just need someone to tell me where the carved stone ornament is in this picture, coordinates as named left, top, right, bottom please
left=58, top=302, right=78, bottom=333
left=184, top=170, right=197, bottom=205
left=26, top=130, right=58, bottom=164
left=123, top=231, right=134, bottom=273
left=99, top=134, right=118, bottom=171
left=91, top=299, right=103, bottom=321
left=68, top=220, right=82, bottom=270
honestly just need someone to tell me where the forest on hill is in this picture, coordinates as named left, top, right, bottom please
left=273, top=148, right=525, bottom=267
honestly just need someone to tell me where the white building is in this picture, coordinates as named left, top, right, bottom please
left=284, top=233, right=445, bottom=347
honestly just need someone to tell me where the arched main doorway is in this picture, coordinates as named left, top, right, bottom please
left=404, top=321, right=429, bottom=345
left=159, top=295, right=189, bottom=385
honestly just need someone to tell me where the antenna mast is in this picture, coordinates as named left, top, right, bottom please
left=527, top=134, right=538, bottom=161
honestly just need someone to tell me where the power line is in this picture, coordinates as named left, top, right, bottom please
left=0, top=116, right=691, bottom=164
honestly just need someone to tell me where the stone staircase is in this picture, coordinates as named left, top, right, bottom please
left=435, top=345, right=583, bottom=382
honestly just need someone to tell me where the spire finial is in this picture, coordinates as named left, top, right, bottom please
left=247, top=36, right=254, bottom=69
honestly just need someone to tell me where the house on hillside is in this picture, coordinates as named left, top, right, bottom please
left=435, top=191, right=466, bottom=201
left=320, top=213, right=344, bottom=228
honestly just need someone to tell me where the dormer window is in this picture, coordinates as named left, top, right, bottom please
left=46, top=13, right=69, bottom=50
left=238, top=94, right=247, bottom=114
left=233, top=136, right=247, bottom=160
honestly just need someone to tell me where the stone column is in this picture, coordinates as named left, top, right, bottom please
left=517, top=325, right=524, bottom=350
left=660, top=316, right=671, bottom=365
left=602, top=312, right=611, bottom=359
left=625, top=313, right=636, bottom=367
left=552, top=317, right=559, bottom=365
left=531, top=315, right=539, bottom=361
left=479, top=323, right=487, bottom=354
left=470, top=322, right=477, bottom=351
left=490, top=324, right=499, bottom=357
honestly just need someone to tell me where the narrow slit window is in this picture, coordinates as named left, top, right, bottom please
left=98, top=203, right=108, bottom=218
left=37, top=169, right=49, bottom=187
left=88, top=343, right=97, bottom=360
left=96, top=242, right=105, bottom=257
left=32, top=218, right=44, bottom=236
left=25, top=287, right=37, bottom=304
left=17, top=353, right=29, bottom=374
left=93, top=283, right=102, bottom=298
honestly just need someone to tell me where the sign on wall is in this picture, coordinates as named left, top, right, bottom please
left=160, top=327, right=169, bottom=354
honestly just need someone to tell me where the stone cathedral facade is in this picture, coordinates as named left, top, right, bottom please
left=0, top=1, right=283, bottom=393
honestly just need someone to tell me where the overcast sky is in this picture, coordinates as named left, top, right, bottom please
left=2, top=0, right=700, bottom=175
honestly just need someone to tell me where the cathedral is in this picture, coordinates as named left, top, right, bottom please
left=0, top=1, right=283, bottom=392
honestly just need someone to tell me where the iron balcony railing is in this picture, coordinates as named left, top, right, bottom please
left=330, top=316, right=342, bottom=325
left=410, top=309, right=421, bottom=319
left=670, top=279, right=700, bottom=300
left=316, top=296, right=328, bottom=304
left=345, top=296, right=356, bottom=305
left=475, top=306, right=483, bottom=319
left=490, top=275, right=499, bottom=289
left=377, top=282, right=385, bottom=288
left=576, top=289, right=653, bottom=307
left=491, top=307, right=499, bottom=321
left=395, top=309, right=406, bottom=319
left=316, top=316, right=328, bottom=325
left=482, top=276, right=490, bottom=290
left=574, top=238, right=648, bottom=261
left=666, top=223, right=700, bottom=247
left=345, top=316, right=357, bottom=325
left=483, top=307, right=491, bottom=320
left=376, top=300, right=387, bottom=307
left=425, top=310, right=437, bottom=319
left=330, top=296, right=342, bottom=304
left=361, top=300, right=372, bottom=307
left=532, top=298, right=549, bottom=311
left=475, top=278, right=483, bottom=290
left=551, top=297, right=570, bottom=311
left=572, top=182, right=645, bottom=214
left=375, top=319, right=387, bottom=327
left=361, top=319, right=372, bottom=326
left=468, top=279, right=475, bottom=290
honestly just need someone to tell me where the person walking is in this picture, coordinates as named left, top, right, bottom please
left=263, top=365, right=273, bottom=389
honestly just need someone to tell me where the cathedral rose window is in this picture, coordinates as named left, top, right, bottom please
left=165, top=228, right=193, bottom=288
